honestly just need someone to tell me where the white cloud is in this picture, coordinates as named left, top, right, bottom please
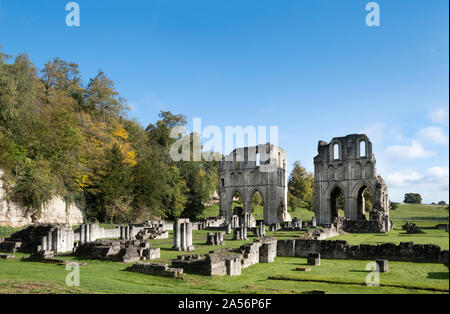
left=426, top=167, right=449, bottom=191
left=386, top=170, right=423, bottom=187
left=428, top=107, right=449, bottom=126
left=385, top=140, right=435, bottom=159
left=416, top=126, right=448, bottom=146
left=387, top=166, right=449, bottom=203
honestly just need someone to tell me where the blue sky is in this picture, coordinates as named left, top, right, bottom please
left=0, top=0, right=448, bottom=203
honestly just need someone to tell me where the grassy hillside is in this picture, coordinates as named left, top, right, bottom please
left=390, top=204, right=448, bottom=226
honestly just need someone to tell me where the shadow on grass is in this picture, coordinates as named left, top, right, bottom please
left=427, top=272, right=449, bottom=280
left=348, top=270, right=370, bottom=273
left=397, top=233, right=426, bottom=236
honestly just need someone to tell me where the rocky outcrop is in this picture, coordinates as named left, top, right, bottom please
left=0, top=169, right=84, bottom=227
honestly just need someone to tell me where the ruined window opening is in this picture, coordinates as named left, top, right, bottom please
left=333, top=144, right=339, bottom=160
left=256, top=153, right=260, bottom=166
left=221, top=178, right=225, bottom=187
left=360, top=141, right=366, bottom=157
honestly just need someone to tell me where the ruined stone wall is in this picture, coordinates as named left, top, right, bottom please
left=74, top=239, right=159, bottom=262
left=313, top=134, right=390, bottom=228
left=127, top=262, right=184, bottom=279
left=342, top=219, right=387, bottom=233
left=218, top=143, right=291, bottom=225
left=277, top=239, right=446, bottom=263
left=172, top=238, right=277, bottom=276
left=0, top=224, right=74, bottom=253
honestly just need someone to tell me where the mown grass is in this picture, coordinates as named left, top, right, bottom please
left=1, top=241, right=448, bottom=294
left=0, top=203, right=448, bottom=294
left=390, top=204, right=448, bottom=225
left=330, top=229, right=449, bottom=249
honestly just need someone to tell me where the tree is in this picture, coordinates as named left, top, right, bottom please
left=85, top=71, right=128, bottom=121
left=86, top=144, right=133, bottom=223
left=288, top=161, right=314, bottom=210
left=0, top=49, right=224, bottom=224
left=438, top=201, right=447, bottom=205
left=404, top=193, right=422, bottom=204
left=390, top=201, right=399, bottom=210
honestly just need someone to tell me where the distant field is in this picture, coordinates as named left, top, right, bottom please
left=390, top=204, right=448, bottom=223
left=330, top=229, right=449, bottom=249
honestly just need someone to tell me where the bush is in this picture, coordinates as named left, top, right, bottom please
left=390, top=202, right=399, bottom=210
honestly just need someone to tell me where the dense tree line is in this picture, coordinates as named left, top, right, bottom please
left=0, top=50, right=218, bottom=223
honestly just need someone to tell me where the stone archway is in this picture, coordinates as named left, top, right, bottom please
left=351, top=180, right=375, bottom=220
left=247, top=188, right=265, bottom=220
left=324, top=182, right=348, bottom=223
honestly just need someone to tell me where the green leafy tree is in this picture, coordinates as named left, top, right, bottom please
left=404, top=193, right=422, bottom=204
left=288, top=161, right=314, bottom=210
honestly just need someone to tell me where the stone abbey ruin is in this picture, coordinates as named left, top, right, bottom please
left=314, top=134, right=391, bottom=233
left=218, top=143, right=291, bottom=225
left=0, top=134, right=448, bottom=280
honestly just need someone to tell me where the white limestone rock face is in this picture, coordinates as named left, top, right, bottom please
left=0, top=169, right=84, bottom=227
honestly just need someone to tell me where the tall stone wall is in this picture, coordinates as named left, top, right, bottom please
left=218, top=143, right=291, bottom=225
left=313, top=134, right=390, bottom=230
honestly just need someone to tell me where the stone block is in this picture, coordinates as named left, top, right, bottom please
left=376, top=259, right=389, bottom=272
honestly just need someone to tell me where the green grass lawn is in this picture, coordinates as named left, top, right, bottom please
left=330, top=229, right=449, bottom=249
left=0, top=203, right=448, bottom=294
left=1, top=227, right=448, bottom=294
left=390, top=204, right=448, bottom=226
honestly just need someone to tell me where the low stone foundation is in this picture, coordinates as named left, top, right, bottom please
left=277, top=239, right=447, bottom=263
left=171, top=253, right=242, bottom=276
left=74, top=239, right=160, bottom=263
left=172, top=237, right=278, bottom=276
left=306, top=226, right=339, bottom=240
left=127, top=262, right=184, bottom=279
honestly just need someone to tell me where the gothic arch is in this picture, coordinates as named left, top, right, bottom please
left=351, top=180, right=375, bottom=199
left=325, top=182, right=348, bottom=200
